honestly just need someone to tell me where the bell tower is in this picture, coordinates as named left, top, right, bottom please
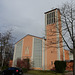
left=44, top=8, right=64, bottom=70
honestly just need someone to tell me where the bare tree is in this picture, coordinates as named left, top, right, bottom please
left=60, top=3, right=75, bottom=75
left=0, top=30, right=14, bottom=67
left=45, top=2, right=75, bottom=75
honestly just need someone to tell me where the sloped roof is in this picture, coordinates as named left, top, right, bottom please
left=44, top=8, right=60, bottom=14
left=15, top=34, right=45, bottom=44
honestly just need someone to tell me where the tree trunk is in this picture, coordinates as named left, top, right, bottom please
left=73, top=52, right=75, bottom=75
left=73, top=41, right=75, bottom=75
left=1, top=41, right=3, bottom=67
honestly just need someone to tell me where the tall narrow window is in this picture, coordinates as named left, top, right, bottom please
left=47, top=11, right=55, bottom=24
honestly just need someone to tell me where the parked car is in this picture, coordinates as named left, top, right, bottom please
left=2, top=67, right=23, bottom=75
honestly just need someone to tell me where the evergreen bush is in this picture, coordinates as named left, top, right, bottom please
left=54, top=61, right=66, bottom=73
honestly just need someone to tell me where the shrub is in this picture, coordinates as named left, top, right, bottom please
left=16, top=58, right=30, bottom=70
left=22, top=68, right=28, bottom=73
left=54, top=61, right=66, bottom=73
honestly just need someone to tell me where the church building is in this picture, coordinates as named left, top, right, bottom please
left=12, top=8, right=70, bottom=70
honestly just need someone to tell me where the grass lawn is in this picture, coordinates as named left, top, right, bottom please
left=26, top=70, right=64, bottom=75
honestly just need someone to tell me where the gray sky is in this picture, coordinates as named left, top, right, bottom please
left=0, top=0, right=73, bottom=42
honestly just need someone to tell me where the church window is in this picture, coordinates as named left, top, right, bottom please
left=47, top=11, right=55, bottom=24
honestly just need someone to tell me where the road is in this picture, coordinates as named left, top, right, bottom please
left=0, top=71, right=33, bottom=75
left=0, top=71, right=2, bottom=75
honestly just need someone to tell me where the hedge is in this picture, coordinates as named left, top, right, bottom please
left=54, top=61, right=66, bottom=73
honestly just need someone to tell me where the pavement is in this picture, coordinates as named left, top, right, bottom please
left=0, top=71, right=2, bottom=75
left=0, top=71, right=33, bottom=75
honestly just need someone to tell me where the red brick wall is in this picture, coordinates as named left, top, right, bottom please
left=45, top=9, right=64, bottom=70
left=64, top=50, right=70, bottom=60
left=22, top=35, right=33, bottom=59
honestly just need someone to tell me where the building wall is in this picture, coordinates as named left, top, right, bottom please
left=21, top=35, right=33, bottom=60
left=64, top=50, right=70, bottom=60
left=45, top=9, right=64, bottom=70
left=12, top=39, right=23, bottom=66
left=12, top=8, right=70, bottom=70
left=15, top=40, right=23, bottom=59
left=57, top=10, right=64, bottom=60
left=13, top=35, right=44, bottom=69
left=20, top=35, right=44, bottom=70
left=69, top=52, right=73, bottom=60
left=45, top=24, right=58, bottom=69
left=33, top=37, right=42, bottom=69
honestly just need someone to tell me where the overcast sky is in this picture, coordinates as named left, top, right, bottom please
left=0, top=0, right=73, bottom=42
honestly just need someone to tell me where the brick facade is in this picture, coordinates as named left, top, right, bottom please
left=12, top=8, right=70, bottom=70
left=45, top=8, right=65, bottom=70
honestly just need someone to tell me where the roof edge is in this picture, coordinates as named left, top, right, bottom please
left=44, top=8, right=60, bottom=14
left=15, top=34, right=45, bottom=44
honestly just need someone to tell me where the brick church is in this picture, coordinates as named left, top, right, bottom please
left=12, top=8, right=70, bottom=70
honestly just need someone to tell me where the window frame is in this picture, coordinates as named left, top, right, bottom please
left=47, top=11, right=55, bottom=25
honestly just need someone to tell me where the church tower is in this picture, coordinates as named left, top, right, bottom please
left=44, top=8, right=64, bottom=70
